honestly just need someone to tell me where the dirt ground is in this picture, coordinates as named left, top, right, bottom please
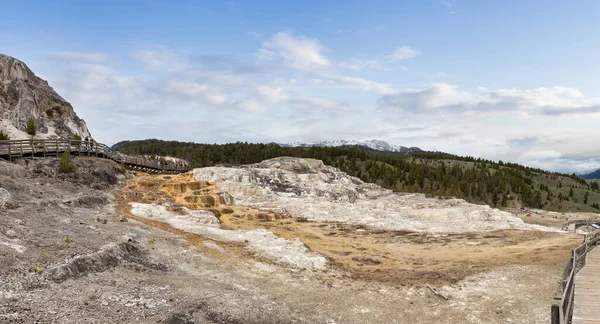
left=0, top=160, right=586, bottom=323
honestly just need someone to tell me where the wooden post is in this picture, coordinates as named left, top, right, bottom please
left=584, top=237, right=588, bottom=267
left=550, top=304, right=560, bottom=324
left=8, top=141, right=11, bottom=161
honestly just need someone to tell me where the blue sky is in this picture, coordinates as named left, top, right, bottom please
left=1, top=0, right=599, bottom=172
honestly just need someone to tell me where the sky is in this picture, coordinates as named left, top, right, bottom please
left=1, top=0, right=599, bottom=173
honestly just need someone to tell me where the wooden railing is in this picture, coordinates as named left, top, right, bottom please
left=0, top=139, right=191, bottom=173
left=562, top=219, right=600, bottom=231
left=551, top=232, right=600, bottom=324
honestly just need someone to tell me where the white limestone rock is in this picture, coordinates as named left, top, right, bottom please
left=0, top=54, right=92, bottom=140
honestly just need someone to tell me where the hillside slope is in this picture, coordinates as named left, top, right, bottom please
left=0, top=54, right=92, bottom=140
left=113, top=139, right=600, bottom=213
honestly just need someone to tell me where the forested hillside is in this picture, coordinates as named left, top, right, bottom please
left=113, top=139, right=600, bottom=213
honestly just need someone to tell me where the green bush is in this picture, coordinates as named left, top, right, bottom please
left=58, top=151, right=76, bottom=173
left=26, top=118, right=36, bottom=136
left=119, top=162, right=127, bottom=174
left=0, top=130, right=9, bottom=140
left=73, top=134, right=82, bottom=141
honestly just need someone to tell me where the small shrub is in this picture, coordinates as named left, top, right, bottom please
left=73, top=134, right=82, bottom=141
left=26, top=118, right=36, bottom=136
left=59, top=151, right=76, bottom=173
left=148, top=237, right=156, bottom=244
left=119, top=163, right=126, bottom=174
left=65, top=236, right=75, bottom=244
left=0, top=130, right=9, bottom=140
left=295, top=217, right=308, bottom=222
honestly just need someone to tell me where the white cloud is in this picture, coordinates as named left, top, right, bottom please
left=287, top=96, right=349, bottom=113
left=234, top=85, right=286, bottom=113
left=130, top=45, right=188, bottom=72
left=163, top=80, right=228, bottom=105
left=260, top=32, right=329, bottom=71
left=387, top=46, right=422, bottom=61
left=257, top=48, right=277, bottom=60
left=382, top=83, right=600, bottom=116
left=234, top=85, right=349, bottom=115
left=318, top=74, right=396, bottom=95
left=339, top=46, right=421, bottom=71
left=339, top=58, right=389, bottom=71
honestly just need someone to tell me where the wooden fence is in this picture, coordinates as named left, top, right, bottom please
left=0, top=139, right=191, bottom=173
left=551, top=232, right=600, bottom=324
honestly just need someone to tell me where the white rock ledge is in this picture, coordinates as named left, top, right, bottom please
left=129, top=202, right=327, bottom=270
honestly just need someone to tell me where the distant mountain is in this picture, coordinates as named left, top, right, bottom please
left=581, top=168, right=600, bottom=180
left=281, top=139, right=422, bottom=153
left=0, top=54, right=92, bottom=140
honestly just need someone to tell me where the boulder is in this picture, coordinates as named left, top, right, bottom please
left=0, top=160, right=26, bottom=178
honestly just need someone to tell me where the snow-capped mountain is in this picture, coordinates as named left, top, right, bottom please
left=576, top=168, right=600, bottom=176
left=580, top=168, right=600, bottom=180
left=281, top=139, right=422, bottom=153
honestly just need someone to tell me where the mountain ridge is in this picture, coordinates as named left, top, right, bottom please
left=580, top=168, right=600, bottom=180
left=281, top=139, right=422, bottom=153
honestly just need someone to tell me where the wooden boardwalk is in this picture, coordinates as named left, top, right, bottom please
left=0, top=139, right=191, bottom=173
left=573, top=246, right=600, bottom=324
left=552, top=233, right=600, bottom=324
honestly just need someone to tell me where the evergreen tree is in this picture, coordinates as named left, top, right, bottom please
left=58, top=151, right=75, bottom=173
left=26, top=118, right=36, bottom=136
left=0, top=130, right=9, bottom=140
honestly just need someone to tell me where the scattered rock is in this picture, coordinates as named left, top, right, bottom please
left=45, top=236, right=163, bottom=282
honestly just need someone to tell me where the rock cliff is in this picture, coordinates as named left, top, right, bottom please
left=0, top=54, right=92, bottom=140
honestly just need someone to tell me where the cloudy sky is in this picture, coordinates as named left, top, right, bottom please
left=1, top=0, right=599, bottom=173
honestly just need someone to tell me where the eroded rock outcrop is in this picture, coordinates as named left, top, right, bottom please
left=193, top=157, right=556, bottom=233
left=0, top=54, right=92, bottom=140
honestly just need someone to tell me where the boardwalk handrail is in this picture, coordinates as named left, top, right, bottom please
left=0, top=139, right=191, bottom=173
left=551, top=231, right=600, bottom=324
